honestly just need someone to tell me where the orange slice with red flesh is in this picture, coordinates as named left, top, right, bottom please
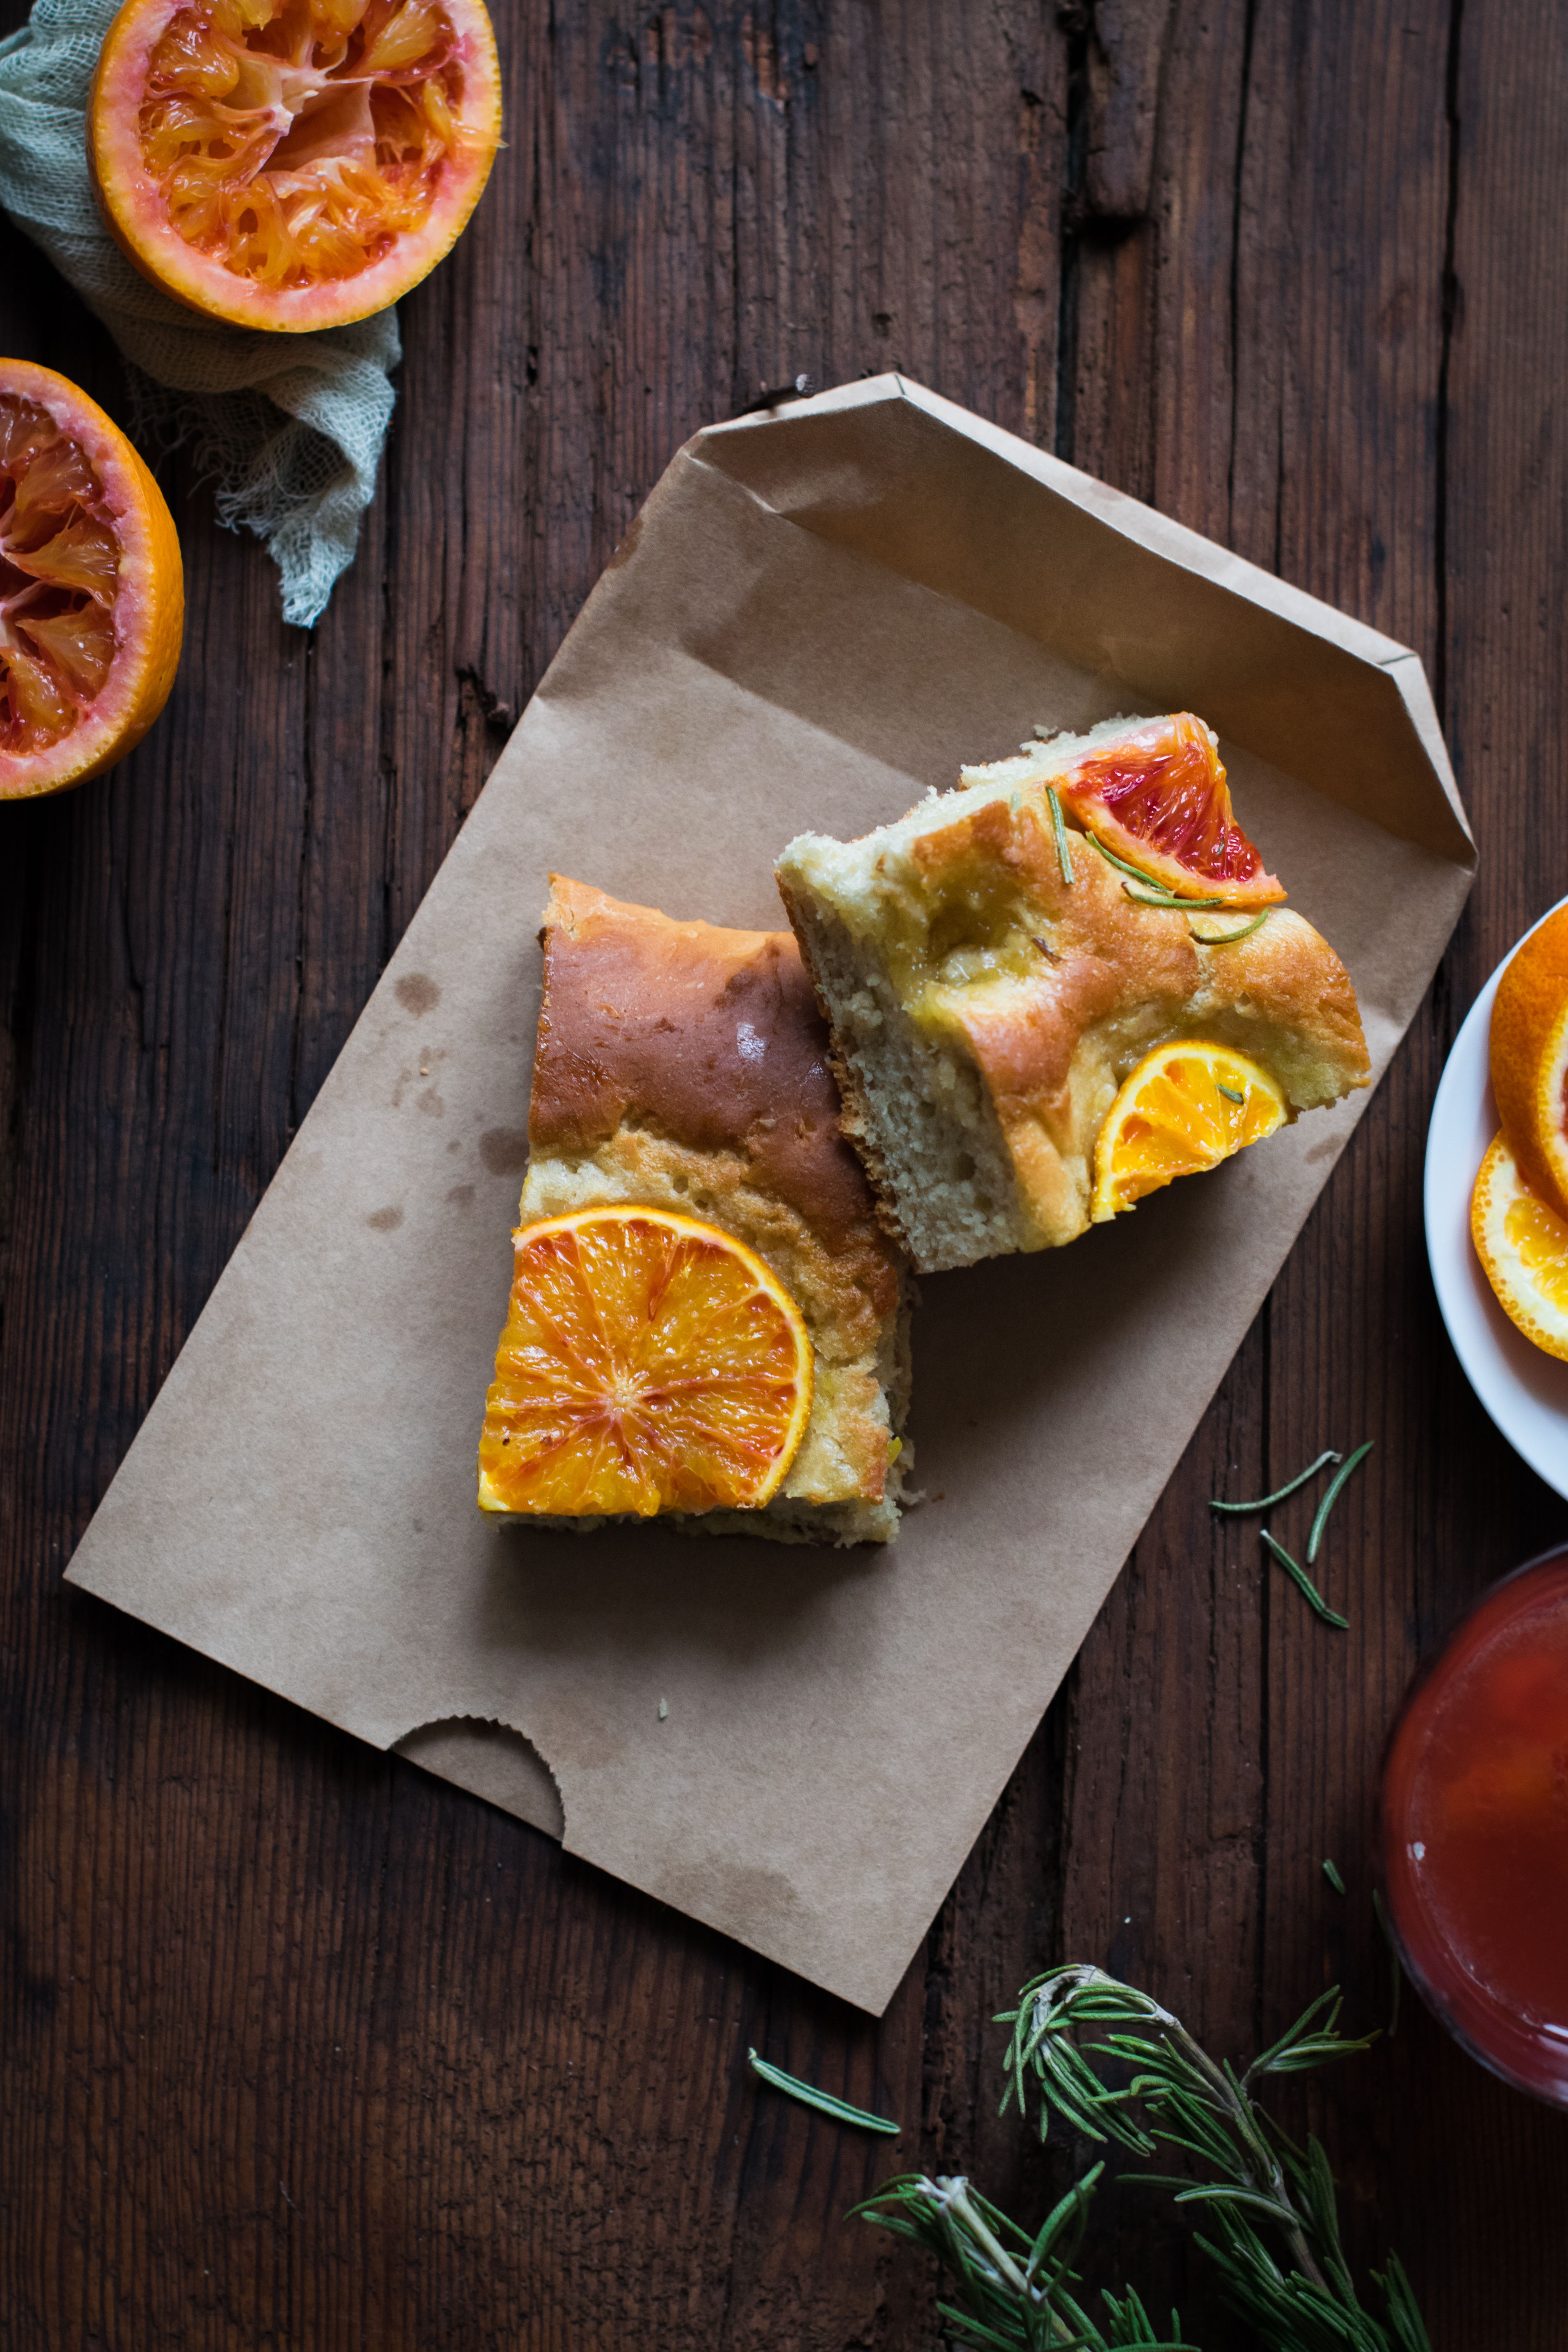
left=1091, top=1040, right=1288, bottom=1220
left=1489, top=907, right=1568, bottom=1222
left=88, top=0, right=502, bottom=333
left=478, top=1207, right=816, bottom=1519
left=1472, top=1130, right=1568, bottom=1362
left=1056, top=712, right=1285, bottom=907
left=0, top=359, right=183, bottom=801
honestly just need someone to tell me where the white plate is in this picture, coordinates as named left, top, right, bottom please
left=1425, top=896, right=1568, bottom=1497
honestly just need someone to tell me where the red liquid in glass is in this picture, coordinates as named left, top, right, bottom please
left=1382, top=1551, right=1568, bottom=2103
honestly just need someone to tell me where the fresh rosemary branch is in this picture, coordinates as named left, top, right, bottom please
left=994, top=1965, right=1429, bottom=2352
left=851, top=2164, right=1195, bottom=2350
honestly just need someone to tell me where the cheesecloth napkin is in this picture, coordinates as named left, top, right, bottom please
left=0, top=0, right=400, bottom=626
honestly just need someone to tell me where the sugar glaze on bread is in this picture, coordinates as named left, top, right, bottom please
left=513, top=877, right=915, bottom=1545
left=775, top=714, right=1371, bottom=1274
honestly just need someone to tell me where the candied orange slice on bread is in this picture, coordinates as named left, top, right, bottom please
left=478, top=1207, right=815, bottom=1519
left=1472, top=1131, right=1568, bottom=1362
left=1489, top=907, right=1568, bottom=1222
left=0, top=359, right=183, bottom=800
left=88, top=0, right=502, bottom=332
left=1055, top=712, right=1285, bottom=907
left=1091, top=1042, right=1287, bottom=1221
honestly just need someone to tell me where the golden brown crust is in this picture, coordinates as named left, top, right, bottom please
left=523, top=880, right=909, bottom=1516
left=777, top=768, right=1371, bottom=1265
left=532, top=878, right=894, bottom=1301
left=913, top=798, right=1368, bottom=1130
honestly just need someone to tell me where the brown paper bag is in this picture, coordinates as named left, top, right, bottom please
left=67, top=378, right=1473, bottom=2013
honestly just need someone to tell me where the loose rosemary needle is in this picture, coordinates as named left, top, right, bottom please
left=1261, top=1529, right=1350, bottom=1629
left=1305, top=1440, right=1374, bottom=1564
left=1211, top=1449, right=1341, bottom=1515
left=1322, top=1859, right=1347, bottom=1895
left=747, top=2049, right=900, bottom=2135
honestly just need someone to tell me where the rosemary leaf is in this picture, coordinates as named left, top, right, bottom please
left=1209, top=1450, right=1341, bottom=1515
left=747, top=2048, right=900, bottom=2133
left=1123, top=883, right=1229, bottom=912
left=1216, top=1082, right=1246, bottom=1104
left=1322, top=1859, right=1347, bottom=1895
left=1305, top=1440, right=1374, bottom=1564
left=1260, top=1530, right=1351, bottom=1629
left=1086, top=833, right=1227, bottom=909
left=1047, top=787, right=1075, bottom=886
left=1190, top=909, right=1272, bottom=945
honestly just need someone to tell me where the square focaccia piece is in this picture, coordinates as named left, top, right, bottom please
left=775, top=714, right=1370, bottom=1274
left=488, top=877, right=914, bottom=1545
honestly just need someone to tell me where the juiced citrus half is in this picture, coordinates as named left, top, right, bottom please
left=88, top=0, right=502, bottom=332
left=1058, top=712, right=1285, bottom=907
left=478, top=1207, right=815, bottom=1519
left=1471, top=1131, right=1568, bottom=1363
left=1489, top=907, right=1568, bottom=1222
left=0, top=359, right=183, bottom=801
left=1091, top=1040, right=1287, bottom=1220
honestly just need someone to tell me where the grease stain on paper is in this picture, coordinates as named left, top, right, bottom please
left=481, top=1128, right=531, bottom=1175
left=365, top=1205, right=404, bottom=1232
left=396, top=973, right=441, bottom=1015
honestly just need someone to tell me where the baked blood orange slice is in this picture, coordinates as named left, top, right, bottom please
left=1091, top=1039, right=1287, bottom=1221
left=1057, top=712, right=1285, bottom=907
left=0, top=359, right=183, bottom=801
left=478, top=1207, right=815, bottom=1520
left=87, top=0, right=502, bottom=333
left=1489, top=906, right=1568, bottom=1221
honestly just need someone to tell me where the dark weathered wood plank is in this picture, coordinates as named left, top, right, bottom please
left=6, top=0, right=1568, bottom=2344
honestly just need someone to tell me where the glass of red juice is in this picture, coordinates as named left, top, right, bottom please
left=1381, top=1546, right=1568, bottom=2104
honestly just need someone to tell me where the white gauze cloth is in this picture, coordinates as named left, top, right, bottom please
left=0, top=0, right=400, bottom=626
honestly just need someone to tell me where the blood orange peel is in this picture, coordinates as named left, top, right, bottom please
left=88, top=0, right=502, bottom=333
left=478, top=1206, right=816, bottom=1521
left=0, top=359, right=183, bottom=801
left=1056, top=712, right=1286, bottom=908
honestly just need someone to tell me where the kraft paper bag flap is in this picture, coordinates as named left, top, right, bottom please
left=66, top=376, right=1474, bottom=2015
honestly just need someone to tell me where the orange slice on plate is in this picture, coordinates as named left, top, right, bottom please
left=1091, top=1040, right=1287, bottom=1221
left=1471, top=1131, right=1568, bottom=1362
left=1057, top=712, right=1285, bottom=906
left=1, top=358, right=183, bottom=801
left=88, top=0, right=502, bottom=333
left=1489, top=906, right=1568, bottom=1221
left=478, top=1206, right=815, bottom=1519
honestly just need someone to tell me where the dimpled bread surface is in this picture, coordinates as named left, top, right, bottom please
left=775, top=715, right=1370, bottom=1274
left=515, top=876, right=915, bottom=1545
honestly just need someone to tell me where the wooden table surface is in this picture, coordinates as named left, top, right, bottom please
left=5, top=1, right=1568, bottom=2343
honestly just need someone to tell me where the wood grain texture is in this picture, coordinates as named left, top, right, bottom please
left=4, top=0, right=1568, bottom=2345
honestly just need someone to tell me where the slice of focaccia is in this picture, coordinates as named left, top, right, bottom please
left=775, top=713, right=1370, bottom=1274
left=485, top=876, right=914, bottom=1545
